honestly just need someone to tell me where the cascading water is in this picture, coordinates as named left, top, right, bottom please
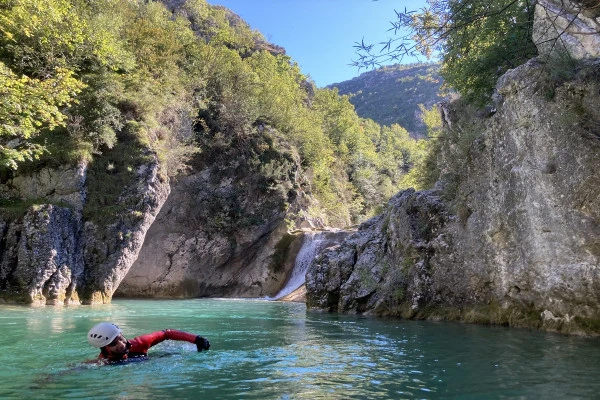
left=269, top=232, right=326, bottom=300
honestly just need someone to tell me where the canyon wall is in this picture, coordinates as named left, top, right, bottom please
left=307, top=2, right=600, bottom=334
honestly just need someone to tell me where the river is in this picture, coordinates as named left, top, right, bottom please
left=1, top=299, right=599, bottom=399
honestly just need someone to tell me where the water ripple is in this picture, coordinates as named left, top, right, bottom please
left=1, top=299, right=600, bottom=399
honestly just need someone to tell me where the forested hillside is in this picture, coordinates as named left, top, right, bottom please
left=330, top=63, right=443, bottom=137
left=0, top=0, right=435, bottom=226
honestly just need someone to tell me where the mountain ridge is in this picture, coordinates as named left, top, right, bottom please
left=328, top=63, right=443, bottom=136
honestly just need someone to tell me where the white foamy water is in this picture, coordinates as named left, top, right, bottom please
left=270, top=232, right=326, bottom=300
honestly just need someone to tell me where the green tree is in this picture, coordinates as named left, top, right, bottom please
left=353, top=0, right=538, bottom=105
left=439, top=0, right=537, bottom=104
left=0, top=62, right=84, bottom=169
left=247, top=51, right=306, bottom=132
left=401, top=104, right=442, bottom=190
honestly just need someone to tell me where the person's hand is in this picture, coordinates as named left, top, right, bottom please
left=195, top=336, right=210, bottom=352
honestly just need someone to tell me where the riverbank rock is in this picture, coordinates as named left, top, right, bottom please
left=306, top=189, right=450, bottom=315
left=0, top=204, right=83, bottom=305
left=307, top=58, right=600, bottom=335
left=0, top=151, right=169, bottom=305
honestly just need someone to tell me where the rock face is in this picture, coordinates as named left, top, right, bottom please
left=0, top=205, right=83, bottom=305
left=307, top=189, right=449, bottom=314
left=0, top=155, right=169, bottom=305
left=80, top=160, right=170, bottom=304
left=0, top=164, right=87, bottom=305
left=307, top=59, right=600, bottom=334
left=533, top=0, right=600, bottom=59
left=0, top=164, right=88, bottom=210
left=114, top=171, right=298, bottom=299
left=116, top=132, right=314, bottom=299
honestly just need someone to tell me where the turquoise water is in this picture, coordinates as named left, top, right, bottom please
left=1, top=299, right=599, bottom=399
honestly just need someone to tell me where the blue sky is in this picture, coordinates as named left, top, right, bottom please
left=206, top=0, right=429, bottom=87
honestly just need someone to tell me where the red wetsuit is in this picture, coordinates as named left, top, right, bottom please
left=99, top=329, right=198, bottom=361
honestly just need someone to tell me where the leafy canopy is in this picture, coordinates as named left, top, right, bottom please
left=353, top=0, right=538, bottom=105
left=0, top=0, right=87, bottom=169
left=0, top=0, right=435, bottom=226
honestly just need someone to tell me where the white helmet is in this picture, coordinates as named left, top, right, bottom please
left=87, top=322, right=122, bottom=348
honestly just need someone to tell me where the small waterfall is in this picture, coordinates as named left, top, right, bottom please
left=270, top=232, right=326, bottom=300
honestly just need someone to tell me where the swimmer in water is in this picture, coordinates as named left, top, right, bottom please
left=87, top=322, right=210, bottom=363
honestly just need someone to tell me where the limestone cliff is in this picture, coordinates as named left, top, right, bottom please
left=0, top=152, right=168, bottom=305
left=307, top=2, right=600, bottom=334
left=115, top=130, right=315, bottom=299
left=0, top=0, right=318, bottom=305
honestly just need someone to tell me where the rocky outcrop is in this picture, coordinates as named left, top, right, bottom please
left=0, top=204, right=83, bottom=305
left=533, top=0, right=600, bottom=59
left=80, top=160, right=170, bottom=304
left=307, top=189, right=449, bottom=314
left=0, top=164, right=87, bottom=305
left=307, top=58, right=600, bottom=334
left=0, top=154, right=169, bottom=305
left=116, top=131, right=314, bottom=299
left=0, top=164, right=87, bottom=211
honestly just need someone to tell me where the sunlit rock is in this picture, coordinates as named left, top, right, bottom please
left=533, top=0, right=600, bottom=59
left=307, top=58, right=600, bottom=335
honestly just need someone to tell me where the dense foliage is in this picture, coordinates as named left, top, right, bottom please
left=330, top=63, right=443, bottom=136
left=353, top=0, right=538, bottom=105
left=0, top=0, right=433, bottom=226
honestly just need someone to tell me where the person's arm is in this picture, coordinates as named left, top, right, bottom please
left=133, top=330, right=210, bottom=352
